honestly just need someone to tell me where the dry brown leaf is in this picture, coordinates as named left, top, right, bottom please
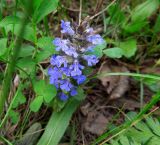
left=98, top=62, right=129, bottom=100
left=113, top=97, right=141, bottom=110
left=84, top=111, right=108, bottom=135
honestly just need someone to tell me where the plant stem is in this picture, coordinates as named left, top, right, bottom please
left=0, top=1, right=31, bottom=118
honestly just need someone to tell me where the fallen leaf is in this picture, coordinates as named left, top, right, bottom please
left=98, top=62, right=129, bottom=100
left=84, top=111, right=108, bottom=135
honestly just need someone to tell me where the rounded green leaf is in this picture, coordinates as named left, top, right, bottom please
left=103, top=47, right=123, bottom=58
left=33, top=80, right=57, bottom=103
left=30, top=96, right=43, bottom=112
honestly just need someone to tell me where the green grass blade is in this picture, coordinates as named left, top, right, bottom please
left=37, top=99, right=80, bottom=145
left=0, top=0, right=33, bottom=117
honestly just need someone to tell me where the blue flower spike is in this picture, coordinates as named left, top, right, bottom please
left=48, top=20, right=105, bottom=101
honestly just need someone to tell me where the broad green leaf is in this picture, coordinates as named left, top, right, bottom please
left=30, top=96, right=43, bottom=112
left=0, top=38, right=7, bottom=56
left=4, top=24, right=35, bottom=42
left=0, top=15, right=21, bottom=27
left=119, top=39, right=137, bottom=58
left=19, top=0, right=34, bottom=14
left=17, top=57, right=36, bottom=78
left=36, top=37, right=56, bottom=62
left=33, top=80, right=57, bottom=103
left=91, top=42, right=107, bottom=57
left=12, top=90, right=26, bottom=109
left=33, top=0, right=59, bottom=23
left=11, top=24, right=35, bottom=42
left=37, top=99, right=80, bottom=145
left=19, top=44, right=35, bottom=57
left=33, top=0, right=43, bottom=11
left=37, top=37, right=55, bottom=51
left=131, top=0, right=159, bottom=22
left=0, top=16, right=35, bottom=42
left=103, top=47, right=123, bottom=58
left=8, top=110, right=20, bottom=124
left=122, top=21, right=148, bottom=34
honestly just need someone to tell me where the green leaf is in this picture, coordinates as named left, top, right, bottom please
left=19, top=44, right=35, bottom=57
left=12, top=89, right=26, bottom=109
left=33, top=80, right=57, bottom=103
left=0, top=38, right=7, bottom=56
left=13, top=24, right=35, bottom=42
left=131, top=0, right=159, bottom=22
left=119, top=136, right=130, bottom=145
left=0, top=15, right=21, bottom=27
left=33, top=0, right=44, bottom=11
left=30, top=95, right=43, bottom=112
left=36, top=37, right=56, bottom=62
left=103, top=47, right=123, bottom=58
left=107, top=4, right=125, bottom=25
left=119, top=39, right=137, bottom=58
left=74, top=87, right=86, bottom=101
left=37, top=99, right=80, bottom=145
left=91, top=42, right=107, bottom=57
left=153, top=15, right=160, bottom=33
left=17, top=57, right=36, bottom=78
left=122, top=21, right=148, bottom=34
left=0, top=16, right=35, bottom=42
left=8, top=110, right=20, bottom=124
left=37, top=37, right=55, bottom=51
left=33, top=0, right=59, bottom=23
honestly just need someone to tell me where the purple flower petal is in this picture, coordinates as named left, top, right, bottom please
left=83, top=55, right=99, bottom=66
left=60, top=79, right=73, bottom=92
left=70, top=60, right=84, bottom=76
left=73, top=75, right=86, bottom=84
left=61, top=20, right=75, bottom=35
left=70, top=88, right=77, bottom=96
left=87, top=34, right=104, bottom=45
left=59, top=92, right=68, bottom=101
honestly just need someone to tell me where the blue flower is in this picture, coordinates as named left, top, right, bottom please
left=61, top=67, right=71, bottom=76
left=48, top=67, right=62, bottom=78
left=70, top=88, right=77, bottom=96
left=50, top=55, right=67, bottom=67
left=83, top=55, right=99, bottom=66
left=53, top=38, right=69, bottom=52
left=48, top=20, right=105, bottom=101
left=70, top=60, right=84, bottom=76
left=85, top=27, right=94, bottom=34
left=60, top=79, right=73, bottom=92
left=87, top=34, right=104, bottom=45
left=74, top=75, right=86, bottom=85
left=64, top=46, right=78, bottom=58
left=49, top=76, right=59, bottom=88
left=59, top=92, right=68, bottom=101
left=61, top=20, right=75, bottom=35
left=48, top=67, right=62, bottom=88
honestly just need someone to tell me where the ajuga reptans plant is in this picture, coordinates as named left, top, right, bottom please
left=48, top=20, right=105, bottom=101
